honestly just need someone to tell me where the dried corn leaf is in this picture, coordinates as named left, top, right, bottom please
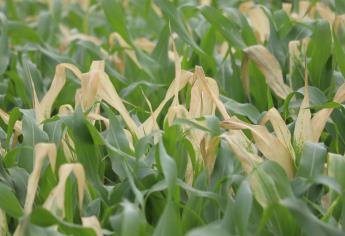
left=59, top=25, right=102, bottom=52
left=297, top=1, right=313, bottom=19
left=222, top=117, right=294, bottom=179
left=333, top=83, right=345, bottom=104
left=151, top=1, right=162, bottom=16
left=61, top=134, right=76, bottom=162
left=58, top=104, right=74, bottom=115
left=165, top=105, right=189, bottom=126
left=239, top=2, right=270, bottom=43
left=260, top=108, right=295, bottom=161
left=334, top=15, right=345, bottom=34
left=37, top=63, right=82, bottom=123
left=0, top=210, right=7, bottom=236
left=24, top=143, right=57, bottom=215
left=195, top=66, right=258, bottom=155
left=97, top=70, right=140, bottom=137
left=139, top=70, right=193, bottom=135
left=188, top=68, right=220, bottom=169
left=124, top=129, right=134, bottom=151
left=283, top=1, right=334, bottom=23
left=79, top=61, right=103, bottom=111
left=316, top=3, right=335, bottom=23
left=0, top=109, right=22, bottom=149
left=222, top=132, right=261, bottom=173
left=82, top=216, right=103, bottom=236
left=0, top=108, right=22, bottom=133
left=108, top=54, right=125, bottom=74
left=0, top=146, right=5, bottom=156
left=57, top=105, right=77, bottom=161
left=182, top=67, right=227, bottom=180
left=201, top=136, right=220, bottom=176
left=199, top=0, right=211, bottom=5
left=188, top=79, right=211, bottom=149
left=44, top=163, right=86, bottom=218
left=189, top=77, right=218, bottom=118
left=294, top=71, right=312, bottom=149
left=217, top=42, right=229, bottom=59
left=282, top=1, right=311, bottom=20
left=53, top=61, right=138, bottom=140
left=88, top=113, right=110, bottom=129
left=134, top=37, right=155, bottom=53
left=195, top=66, right=229, bottom=119
left=288, top=40, right=309, bottom=87
left=242, top=45, right=292, bottom=99
left=282, top=3, right=292, bottom=14
left=311, top=83, right=345, bottom=142
left=109, top=32, right=141, bottom=69
left=142, top=89, right=160, bottom=135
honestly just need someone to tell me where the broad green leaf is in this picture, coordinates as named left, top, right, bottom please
left=0, top=182, right=23, bottom=218
left=153, top=201, right=182, bottom=236
left=61, top=108, right=106, bottom=197
left=159, top=140, right=177, bottom=196
left=233, top=180, right=252, bottom=236
left=18, top=109, right=49, bottom=172
left=0, top=13, right=9, bottom=75
left=7, top=21, right=41, bottom=44
left=297, top=142, right=327, bottom=179
left=334, top=16, right=345, bottom=78
left=101, top=0, right=131, bottom=42
left=328, top=153, right=345, bottom=191
left=172, top=118, right=211, bottom=133
left=30, top=207, right=97, bottom=236
left=307, top=20, right=332, bottom=89
left=221, top=96, right=261, bottom=123
left=121, top=200, right=145, bottom=236
left=328, top=153, right=345, bottom=215
left=5, top=107, right=21, bottom=147
left=200, top=5, right=247, bottom=49
left=154, top=0, right=212, bottom=65
left=104, top=105, right=131, bottom=154
left=281, top=198, right=344, bottom=236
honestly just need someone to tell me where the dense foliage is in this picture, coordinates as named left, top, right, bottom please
left=1, top=0, right=345, bottom=235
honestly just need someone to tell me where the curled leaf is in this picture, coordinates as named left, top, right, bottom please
left=82, top=216, right=103, bottom=236
left=311, top=83, right=345, bottom=142
left=44, top=163, right=86, bottom=218
left=240, top=2, right=270, bottom=43
left=35, top=63, right=82, bottom=124
left=97, top=69, right=140, bottom=137
left=294, top=69, right=312, bottom=150
left=241, top=45, right=292, bottom=99
left=23, top=143, right=57, bottom=215
left=109, top=32, right=141, bottom=69
left=0, top=108, right=22, bottom=133
left=222, top=132, right=261, bottom=174
left=222, top=117, right=294, bottom=179
left=139, top=70, right=193, bottom=135
left=260, top=108, right=295, bottom=161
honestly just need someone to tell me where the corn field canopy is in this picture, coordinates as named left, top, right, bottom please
left=3, top=0, right=345, bottom=236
